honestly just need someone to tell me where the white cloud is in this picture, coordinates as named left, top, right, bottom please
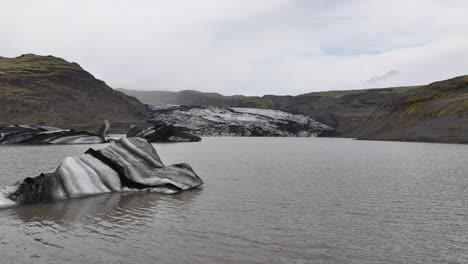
left=1, top=0, right=468, bottom=95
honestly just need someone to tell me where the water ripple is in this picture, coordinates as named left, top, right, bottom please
left=0, top=138, right=467, bottom=263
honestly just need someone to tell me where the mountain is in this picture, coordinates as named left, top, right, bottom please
left=120, top=76, right=468, bottom=143
left=116, top=88, right=274, bottom=108
left=0, top=54, right=147, bottom=132
left=4, top=54, right=467, bottom=143
left=117, top=89, right=229, bottom=106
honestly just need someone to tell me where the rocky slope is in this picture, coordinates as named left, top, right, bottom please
left=143, top=105, right=337, bottom=137
left=0, top=54, right=147, bottom=132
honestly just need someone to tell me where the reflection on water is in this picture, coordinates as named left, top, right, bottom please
left=0, top=137, right=467, bottom=264
left=0, top=190, right=203, bottom=264
left=14, top=193, right=128, bottom=222
left=12, top=190, right=202, bottom=223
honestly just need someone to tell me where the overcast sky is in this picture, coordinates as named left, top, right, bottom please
left=2, top=0, right=468, bottom=95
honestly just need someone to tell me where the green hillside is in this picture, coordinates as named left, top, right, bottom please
left=0, top=54, right=147, bottom=132
left=353, top=76, right=468, bottom=143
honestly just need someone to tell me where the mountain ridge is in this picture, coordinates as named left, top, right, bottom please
left=3, top=53, right=467, bottom=143
left=119, top=77, right=468, bottom=143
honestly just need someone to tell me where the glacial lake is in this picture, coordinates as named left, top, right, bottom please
left=0, top=137, right=467, bottom=264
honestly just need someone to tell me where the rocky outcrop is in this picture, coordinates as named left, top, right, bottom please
left=143, top=105, right=337, bottom=137
left=0, top=137, right=203, bottom=207
left=128, top=123, right=201, bottom=142
left=0, top=125, right=107, bottom=144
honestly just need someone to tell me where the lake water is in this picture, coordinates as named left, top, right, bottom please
left=0, top=137, right=467, bottom=264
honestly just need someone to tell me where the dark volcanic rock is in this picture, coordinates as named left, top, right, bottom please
left=131, top=122, right=202, bottom=142
left=0, top=137, right=203, bottom=207
left=0, top=125, right=107, bottom=144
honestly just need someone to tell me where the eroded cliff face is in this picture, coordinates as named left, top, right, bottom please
left=143, top=105, right=337, bottom=137
left=0, top=137, right=203, bottom=207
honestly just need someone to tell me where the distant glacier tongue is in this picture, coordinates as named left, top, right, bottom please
left=143, top=105, right=338, bottom=137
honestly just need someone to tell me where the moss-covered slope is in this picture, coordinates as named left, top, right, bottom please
left=0, top=54, right=146, bottom=132
left=353, top=76, right=468, bottom=143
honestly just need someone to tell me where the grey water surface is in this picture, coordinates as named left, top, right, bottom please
left=0, top=137, right=467, bottom=264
